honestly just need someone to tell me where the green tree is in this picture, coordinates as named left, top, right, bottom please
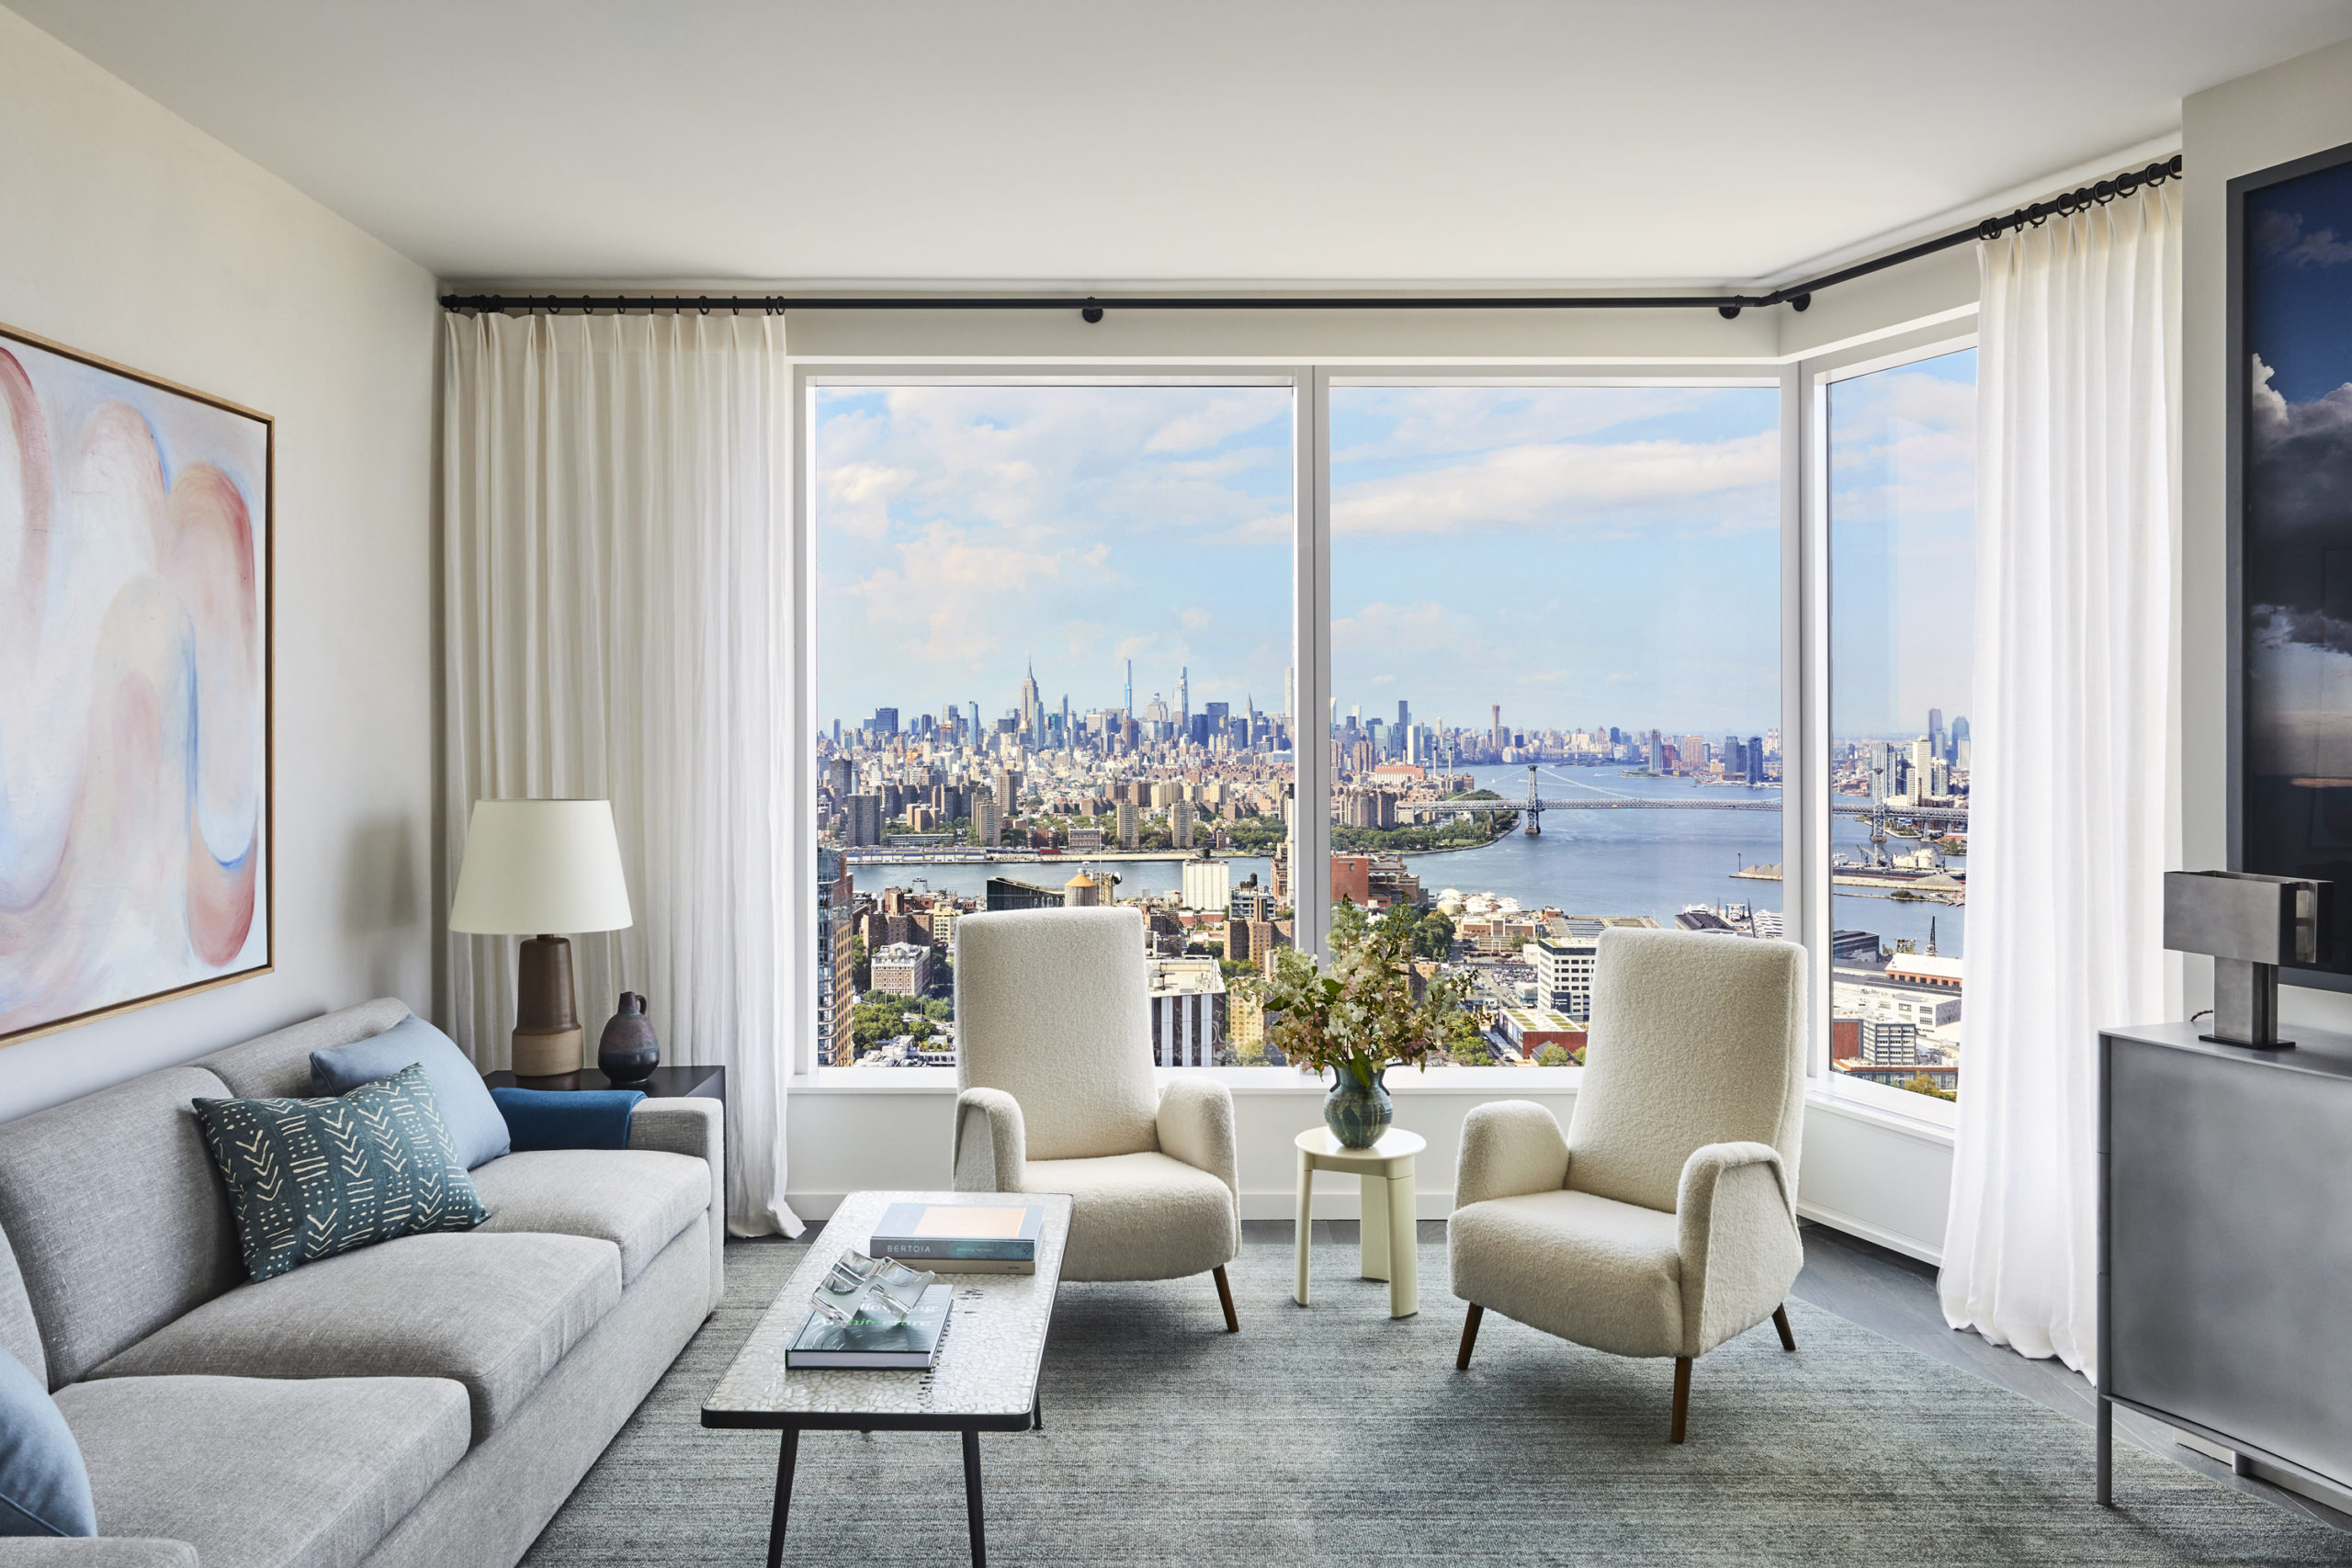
left=1535, top=1043, right=1572, bottom=1067
left=1329, top=897, right=1369, bottom=951
left=1901, top=1073, right=1957, bottom=1101
left=851, top=934, right=870, bottom=991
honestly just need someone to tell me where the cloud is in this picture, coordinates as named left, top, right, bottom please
left=2248, top=354, right=2352, bottom=626
left=1179, top=606, right=1212, bottom=630
left=1146, top=398, right=1289, bottom=453
left=1332, top=386, right=1732, bottom=463
left=1825, top=366, right=1976, bottom=517
left=819, top=460, right=915, bottom=541
left=2254, top=210, right=2352, bottom=268
left=1331, top=432, right=1778, bottom=536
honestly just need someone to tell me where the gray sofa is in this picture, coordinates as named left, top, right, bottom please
left=0, top=999, right=725, bottom=1568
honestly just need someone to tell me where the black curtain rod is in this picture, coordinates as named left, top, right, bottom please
left=439, top=155, right=2180, bottom=323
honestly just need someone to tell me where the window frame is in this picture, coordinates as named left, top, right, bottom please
left=793, top=346, right=1970, bottom=1120
left=1796, top=322, right=1982, bottom=1130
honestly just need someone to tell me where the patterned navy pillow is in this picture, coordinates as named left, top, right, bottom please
left=193, top=1063, right=489, bottom=1282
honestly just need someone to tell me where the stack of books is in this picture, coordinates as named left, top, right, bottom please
left=869, top=1201, right=1047, bottom=1273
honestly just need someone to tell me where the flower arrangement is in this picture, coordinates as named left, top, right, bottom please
left=1252, top=905, right=1479, bottom=1089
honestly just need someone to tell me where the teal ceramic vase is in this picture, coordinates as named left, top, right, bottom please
left=1324, top=1066, right=1393, bottom=1149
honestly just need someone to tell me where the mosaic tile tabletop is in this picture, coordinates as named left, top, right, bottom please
left=705, top=1190, right=1071, bottom=1424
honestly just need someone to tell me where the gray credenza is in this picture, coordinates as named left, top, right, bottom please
left=2099, top=1021, right=2352, bottom=1505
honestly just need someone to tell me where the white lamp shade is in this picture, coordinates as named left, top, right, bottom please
left=448, top=799, right=635, bottom=935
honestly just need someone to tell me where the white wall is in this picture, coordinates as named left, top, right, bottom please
left=0, top=6, right=439, bottom=1119
left=2180, top=38, right=2352, bottom=1034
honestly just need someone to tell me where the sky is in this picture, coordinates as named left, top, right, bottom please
left=814, top=375, right=1967, bottom=740
left=1825, top=348, right=1978, bottom=740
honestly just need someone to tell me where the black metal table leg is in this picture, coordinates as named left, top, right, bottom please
left=1032, top=1391, right=1043, bottom=1432
left=768, top=1427, right=799, bottom=1567
left=962, top=1427, right=987, bottom=1567
left=2096, top=1395, right=2112, bottom=1506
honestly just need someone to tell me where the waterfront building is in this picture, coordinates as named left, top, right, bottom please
left=870, top=942, right=932, bottom=997
left=1182, top=856, right=1231, bottom=912
left=1069, top=826, right=1104, bottom=852
left=1116, top=800, right=1139, bottom=849
left=970, top=792, right=1000, bottom=849
left=1172, top=799, right=1195, bottom=849
left=985, top=876, right=1061, bottom=912
left=844, top=794, right=883, bottom=847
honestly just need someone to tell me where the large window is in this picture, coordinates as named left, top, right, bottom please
left=812, top=384, right=1296, bottom=1068
left=1325, top=385, right=1782, bottom=1066
left=1824, top=348, right=1977, bottom=1109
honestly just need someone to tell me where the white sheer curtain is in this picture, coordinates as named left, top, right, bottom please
left=440, top=311, right=802, bottom=1237
left=1938, top=185, right=2177, bottom=1377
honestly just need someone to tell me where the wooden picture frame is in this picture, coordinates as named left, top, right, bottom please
left=0, top=320, right=274, bottom=1044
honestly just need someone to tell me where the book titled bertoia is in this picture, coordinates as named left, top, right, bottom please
left=870, top=1201, right=1046, bottom=1271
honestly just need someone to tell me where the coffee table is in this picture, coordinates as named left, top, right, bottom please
left=702, top=1190, right=1070, bottom=1568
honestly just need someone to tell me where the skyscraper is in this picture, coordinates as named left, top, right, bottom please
left=1928, top=707, right=1945, bottom=762
left=1178, top=667, right=1189, bottom=734
left=1283, top=665, right=1294, bottom=721
left=1397, top=699, right=1410, bottom=731
left=1746, top=737, right=1764, bottom=786
left=1492, top=705, right=1503, bottom=748
left=1125, top=659, right=1134, bottom=718
left=1018, top=660, right=1042, bottom=749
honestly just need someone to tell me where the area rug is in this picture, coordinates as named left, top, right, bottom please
left=520, top=1238, right=2352, bottom=1566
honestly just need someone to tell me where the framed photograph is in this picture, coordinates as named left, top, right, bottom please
left=0, top=322, right=272, bottom=1043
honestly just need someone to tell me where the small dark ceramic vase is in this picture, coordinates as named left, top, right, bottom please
left=1324, top=1066, right=1393, bottom=1149
left=598, top=992, right=660, bottom=1087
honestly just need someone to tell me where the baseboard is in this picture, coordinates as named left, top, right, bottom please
left=1796, top=1198, right=1944, bottom=1266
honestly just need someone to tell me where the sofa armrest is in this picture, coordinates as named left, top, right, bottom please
left=1675, top=1141, right=1802, bottom=1359
left=628, top=1098, right=725, bottom=1312
left=0, top=1542, right=198, bottom=1568
left=1453, top=1100, right=1570, bottom=1210
left=953, top=1089, right=1025, bottom=1194
left=1156, top=1078, right=1238, bottom=1196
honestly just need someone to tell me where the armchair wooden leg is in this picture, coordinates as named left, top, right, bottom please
left=1456, top=1303, right=1484, bottom=1370
left=1213, top=1265, right=1239, bottom=1333
left=1670, top=1357, right=1692, bottom=1444
left=1772, top=1303, right=1796, bottom=1352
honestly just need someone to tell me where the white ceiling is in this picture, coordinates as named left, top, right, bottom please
left=14, top=0, right=2352, bottom=288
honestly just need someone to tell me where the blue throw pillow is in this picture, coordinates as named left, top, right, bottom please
left=195, top=1064, right=489, bottom=1282
left=311, top=1013, right=510, bottom=1169
left=492, top=1087, right=646, bottom=1153
left=0, top=1346, right=94, bottom=1538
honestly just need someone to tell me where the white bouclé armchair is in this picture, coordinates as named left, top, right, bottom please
left=952, top=907, right=1242, bottom=1330
left=1449, top=927, right=1807, bottom=1441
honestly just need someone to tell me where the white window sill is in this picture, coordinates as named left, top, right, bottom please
left=790, top=1065, right=1587, bottom=1095
left=1803, top=1083, right=1957, bottom=1145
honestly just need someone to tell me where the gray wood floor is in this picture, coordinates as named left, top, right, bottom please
left=1250, top=1216, right=2352, bottom=1534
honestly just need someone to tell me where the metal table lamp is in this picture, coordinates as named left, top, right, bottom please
left=449, top=799, right=634, bottom=1086
left=2163, top=869, right=2329, bottom=1049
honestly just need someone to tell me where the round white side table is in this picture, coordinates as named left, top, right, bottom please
left=1293, top=1126, right=1428, bottom=1318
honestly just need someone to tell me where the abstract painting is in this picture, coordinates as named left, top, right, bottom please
left=0, top=323, right=271, bottom=1043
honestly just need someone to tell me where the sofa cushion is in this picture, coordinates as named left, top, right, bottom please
left=311, top=1014, right=510, bottom=1170
left=57, top=1375, right=468, bottom=1568
left=1019, top=1152, right=1237, bottom=1282
left=85, top=1233, right=621, bottom=1445
left=0, top=1345, right=93, bottom=1538
left=193, top=1066, right=490, bottom=1283
left=0, top=1067, right=243, bottom=1391
left=468, top=1149, right=707, bottom=1284
left=1448, top=1188, right=1685, bottom=1359
left=195, top=999, right=415, bottom=1100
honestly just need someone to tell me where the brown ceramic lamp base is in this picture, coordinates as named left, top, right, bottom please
left=511, top=933, right=583, bottom=1089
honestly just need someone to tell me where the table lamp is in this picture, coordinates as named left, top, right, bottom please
left=449, top=799, right=634, bottom=1085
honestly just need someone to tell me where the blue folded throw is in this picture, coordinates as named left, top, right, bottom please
left=491, top=1088, right=646, bottom=1152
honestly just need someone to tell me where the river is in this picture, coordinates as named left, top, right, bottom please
left=849, top=761, right=1964, bottom=958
